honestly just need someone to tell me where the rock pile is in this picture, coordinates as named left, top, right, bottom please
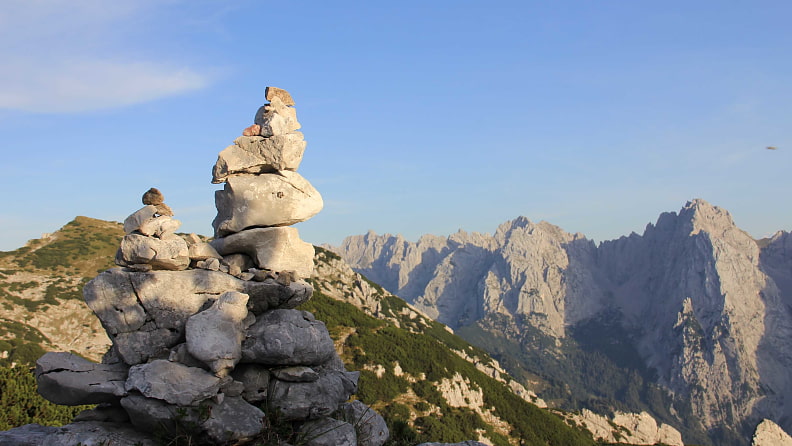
left=27, top=87, right=389, bottom=446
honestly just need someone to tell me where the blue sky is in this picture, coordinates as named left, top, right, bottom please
left=0, top=1, right=790, bottom=251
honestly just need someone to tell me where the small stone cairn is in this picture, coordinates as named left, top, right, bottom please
left=32, top=87, right=389, bottom=446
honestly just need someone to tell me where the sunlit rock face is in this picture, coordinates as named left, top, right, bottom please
left=335, top=199, right=792, bottom=442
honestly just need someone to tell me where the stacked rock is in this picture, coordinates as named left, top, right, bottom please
left=116, top=188, right=189, bottom=271
left=210, top=86, right=321, bottom=279
left=33, top=88, right=389, bottom=446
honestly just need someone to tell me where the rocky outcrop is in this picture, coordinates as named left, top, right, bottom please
left=334, top=199, right=792, bottom=445
left=751, top=419, right=792, bottom=446
left=16, top=87, right=387, bottom=446
left=563, top=409, right=683, bottom=446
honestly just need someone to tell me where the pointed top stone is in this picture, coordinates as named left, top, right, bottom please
left=265, top=87, right=295, bottom=106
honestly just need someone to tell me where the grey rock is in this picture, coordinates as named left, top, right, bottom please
left=220, top=379, right=245, bottom=397
left=298, top=417, right=356, bottom=446
left=211, top=227, right=315, bottom=278
left=268, top=370, right=359, bottom=421
left=337, top=400, right=389, bottom=446
left=187, top=240, right=221, bottom=261
left=125, top=360, right=220, bottom=406
left=200, top=396, right=265, bottom=443
left=0, top=421, right=157, bottom=446
left=254, top=96, right=300, bottom=137
left=212, top=133, right=306, bottom=183
left=138, top=216, right=181, bottom=238
left=273, top=366, right=319, bottom=382
left=73, top=404, right=130, bottom=423
left=120, top=394, right=197, bottom=437
left=212, top=172, right=323, bottom=237
left=231, top=364, right=271, bottom=403
left=116, top=233, right=189, bottom=271
left=84, top=268, right=312, bottom=364
left=223, top=253, right=255, bottom=274
left=168, top=343, right=210, bottom=370
left=123, top=206, right=157, bottom=234
left=35, top=352, right=128, bottom=406
left=242, top=309, right=335, bottom=366
left=186, top=291, right=251, bottom=376
left=195, top=257, right=221, bottom=271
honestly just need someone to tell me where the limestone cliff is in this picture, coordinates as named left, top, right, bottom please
left=334, top=199, right=792, bottom=445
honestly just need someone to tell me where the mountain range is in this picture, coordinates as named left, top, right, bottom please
left=332, top=199, right=792, bottom=446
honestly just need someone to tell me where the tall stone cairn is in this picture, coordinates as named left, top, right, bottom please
left=26, top=87, right=389, bottom=446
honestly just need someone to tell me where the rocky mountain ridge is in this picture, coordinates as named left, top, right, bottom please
left=333, top=199, right=792, bottom=446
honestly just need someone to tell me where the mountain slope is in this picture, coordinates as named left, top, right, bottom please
left=0, top=219, right=597, bottom=445
left=333, top=199, right=792, bottom=446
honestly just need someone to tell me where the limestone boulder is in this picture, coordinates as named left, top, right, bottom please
left=125, top=360, right=221, bottom=406
left=35, top=352, right=128, bottom=406
left=268, top=369, right=359, bottom=421
left=186, top=291, right=252, bottom=376
left=138, top=216, right=181, bottom=238
left=0, top=421, right=158, bottom=446
left=231, top=364, right=271, bottom=403
left=200, top=396, right=265, bottom=443
left=187, top=240, right=221, bottom=261
left=120, top=394, right=197, bottom=437
left=273, top=366, right=319, bottom=382
left=212, top=172, right=323, bottom=236
left=337, top=400, right=389, bottom=446
left=241, top=309, right=336, bottom=366
left=116, top=233, right=189, bottom=270
left=298, top=418, right=356, bottom=446
left=254, top=97, right=300, bottom=136
left=211, top=227, right=315, bottom=278
left=123, top=206, right=157, bottom=234
left=212, top=133, right=307, bottom=183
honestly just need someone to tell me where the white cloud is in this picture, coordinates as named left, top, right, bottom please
left=0, top=58, right=210, bottom=113
left=0, top=0, right=214, bottom=113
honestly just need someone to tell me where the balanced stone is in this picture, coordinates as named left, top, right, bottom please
left=267, top=369, right=359, bottom=421
left=116, top=233, right=189, bottom=271
left=186, top=291, right=252, bottom=376
left=125, top=360, right=221, bottom=406
left=210, top=227, right=315, bottom=278
left=142, top=188, right=165, bottom=206
left=241, top=309, right=336, bottom=366
left=254, top=96, right=300, bottom=137
left=231, top=364, right=271, bottom=403
left=200, top=396, right=265, bottom=443
left=338, top=400, right=389, bottom=446
left=36, top=352, right=128, bottom=406
left=212, top=133, right=307, bottom=183
left=212, top=171, right=323, bottom=236
left=123, top=206, right=158, bottom=234
left=298, top=418, right=356, bottom=446
left=265, top=86, right=295, bottom=106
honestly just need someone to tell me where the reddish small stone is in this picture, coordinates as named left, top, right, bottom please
left=242, top=124, right=261, bottom=137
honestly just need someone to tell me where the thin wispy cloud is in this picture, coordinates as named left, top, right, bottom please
left=0, top=0, right=214, bottom=113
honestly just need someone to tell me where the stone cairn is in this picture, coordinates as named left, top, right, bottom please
left=33, top=87, right=389, bottom=446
